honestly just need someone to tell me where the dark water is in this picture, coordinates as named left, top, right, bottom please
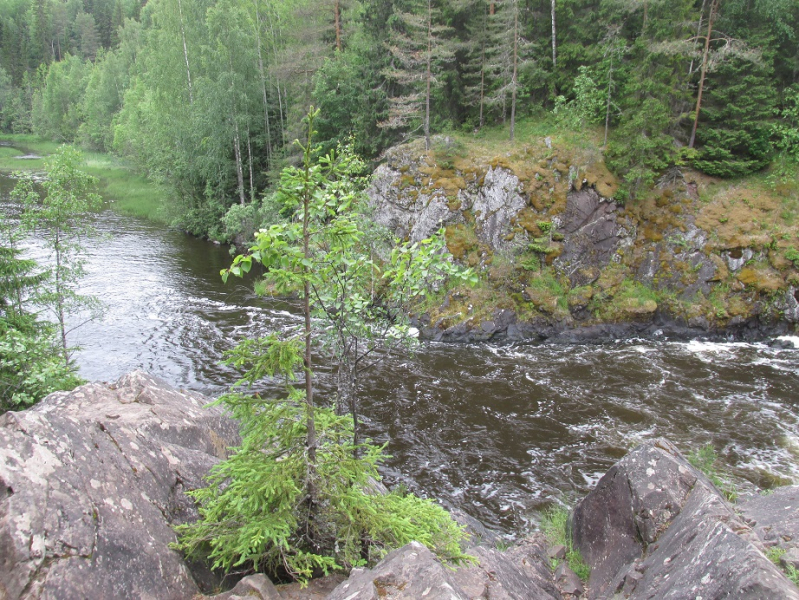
left=3, top=174, right=799, bottom=536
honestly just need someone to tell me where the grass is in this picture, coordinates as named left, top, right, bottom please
left=0, top=135, right=170, bottom=224
left=540, top=506, right=590, bottom=582
left=765, top=546, right=799, bottom=585
left=687, top=444, right=738, bottom=503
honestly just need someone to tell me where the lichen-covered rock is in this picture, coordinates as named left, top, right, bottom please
left=451, top=536, right=562, bottom=600
left=572, top=438, right=799, bottom=600
left=0, top=371, right=239, bottom=599
left=554, top=188, right=624, bottom=287
left=327, top=537, right=561, bottom=600
left=627, top=483, right=795, bottom=599
left=326, top=542, right=469, bottom=600
left=205, top=574, right=281, bottom=600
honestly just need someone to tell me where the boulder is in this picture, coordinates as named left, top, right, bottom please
left=451, top=536, right=562, bottom=600
left=738, top=486, right=799, bottom=552
left=0, top=371, right=239, bottom=599
left=326, top=542, right=470, bottom=600
left=572, top=438, right=799, bottom=599
left=555, top=188, right=623, bottom=287
left=327, top=536, right=562, bottom=600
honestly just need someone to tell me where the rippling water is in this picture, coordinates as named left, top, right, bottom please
left=3, top=174, right=799, bottom=535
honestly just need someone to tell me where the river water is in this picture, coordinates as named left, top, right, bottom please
left=3, top=174, right=799, bottom=536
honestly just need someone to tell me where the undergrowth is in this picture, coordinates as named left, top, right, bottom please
left=687, top=444, right=738, bottom=503
left=540, top=506, right=590, bottom=582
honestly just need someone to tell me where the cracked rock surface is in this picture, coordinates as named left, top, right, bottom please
left=0, top=371, right=238, bottom=599
left=572, top=438, right=799, bottom=600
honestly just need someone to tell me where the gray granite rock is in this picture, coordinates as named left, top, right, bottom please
left=208, top=574, right=281, bottom=600
left=326, top=542, right=469, bottom=600
left=629, top=483, right=796, bottom=599
left=0, top=371, right=239, bottom=599
left=571, top=438, right=697, bottom=598
left=738, top=486, right=799, bottom=551
left=572, top=438, right=799, bottom=600
left=451, top=536, right=561, bottom=600
left=327, top=536, right=561, bottom=600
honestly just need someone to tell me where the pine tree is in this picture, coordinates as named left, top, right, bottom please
left=380, top=0, right=453, bottom=150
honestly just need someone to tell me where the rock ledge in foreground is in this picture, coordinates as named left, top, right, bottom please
left=0, top=371, right=239, bottom=599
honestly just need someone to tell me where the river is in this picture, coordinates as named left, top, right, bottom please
left=3, top=174, right=799, bottom=536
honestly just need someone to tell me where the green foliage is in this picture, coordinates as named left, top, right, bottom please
left=175, top=394, right=468, bottom=581
left=687, top=444, right=738, bottom=503
left=180, top=111, right=471, bottom=584
left=606, top=97, right=674, bottom=201
left=13, top=144, right=103, bottom=364
left=0, top=322, right=82, bottom=411
left=773, top=86, right=799, bottom=163
left=693, top=57, right=777, bottom=178
left=0, top=213, right=82, bottom=412
left=540, top=506, right=590, bottom=582
left=552, top=66, right=604, bottom=129
left=786, top=247, right=799, bottom=268
left=765, top=546, right=799, bottom=585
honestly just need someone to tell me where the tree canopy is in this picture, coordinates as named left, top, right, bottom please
left=1, top=0, right=798, bottom=228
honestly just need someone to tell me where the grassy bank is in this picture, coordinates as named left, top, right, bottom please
left=0, top=135, right=170, bottom=225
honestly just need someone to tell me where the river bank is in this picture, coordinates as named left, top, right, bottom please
left=3, top=156, right=799, bottom=535
left=0, top=135, right=169, bottom=224
left=369, top=135, right=799, bottom=343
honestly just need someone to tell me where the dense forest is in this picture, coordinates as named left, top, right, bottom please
left=1, top=0, right=798, bottom=237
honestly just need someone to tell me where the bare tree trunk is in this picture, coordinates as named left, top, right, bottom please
left=604, top=53, right=613, bottom=147
left=424, top=0, right=432, bottom=151
left=253, top=1, right=272, bottom=168
left=642, top=0, right=648, bottom=35
left=247, top=131, right=255, bottom=202
left=301, top=133, right=317, bottom=474
left=550, top=0, right=557, bottom=69
left=509, top=2, right=518, bottom=142
left=233, top=121, right=246, bottom=205
left=334, top=0, right=342, bottom=51
left=689, top=0, right=720, bottom=149
left=176, top=0, right=193, bottom=104
left=688, top=0, right=708, bottom=76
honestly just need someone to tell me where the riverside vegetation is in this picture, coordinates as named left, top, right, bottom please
left=1, top=0, right=799, bottom=588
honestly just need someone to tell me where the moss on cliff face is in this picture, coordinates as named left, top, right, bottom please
left=369, top=130, right=799, bottom=337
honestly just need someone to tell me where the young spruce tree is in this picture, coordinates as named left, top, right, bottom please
left=175, top=109, right=471, bottom=583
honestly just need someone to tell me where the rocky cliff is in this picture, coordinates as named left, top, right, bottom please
left=368, top=136, right=799, bottom=342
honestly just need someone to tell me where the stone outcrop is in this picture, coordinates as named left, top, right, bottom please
left=327, top=536, right=561, bottom=600
left=554, top=188, right=625, bottom=287
left=0, top=371, right=239, bottom=599
left=572, top=438, right=799, bottom=599
left=367, top=137, right=799, bottom=342
left=6, top=374, right=799, bottom=600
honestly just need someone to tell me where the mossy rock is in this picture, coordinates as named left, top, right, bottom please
left=737, top=266, right=787, bottom=294
left=620, top=298, right=658, bottom=316
left=708, top=255, right=729, bottom=282
left=523, top=287, right=559, bottom=314
left=516, top=207, right=542, bottom=234
left=768, top=248, right=794, bottom=271
left=568, top=286, right=594, bottom=311
left=445, top=224, right=479, bottom=260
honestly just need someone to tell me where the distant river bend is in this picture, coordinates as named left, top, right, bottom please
left=3, top=174, right=799, bottom=535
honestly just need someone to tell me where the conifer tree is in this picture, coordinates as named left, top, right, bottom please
left=380, top=0, right=453, bottom=150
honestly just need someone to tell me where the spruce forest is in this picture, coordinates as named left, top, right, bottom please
left=1, top=0, right=797, bottom=238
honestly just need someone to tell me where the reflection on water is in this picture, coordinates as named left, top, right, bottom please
left=3, top=174, right=799, bottom=535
